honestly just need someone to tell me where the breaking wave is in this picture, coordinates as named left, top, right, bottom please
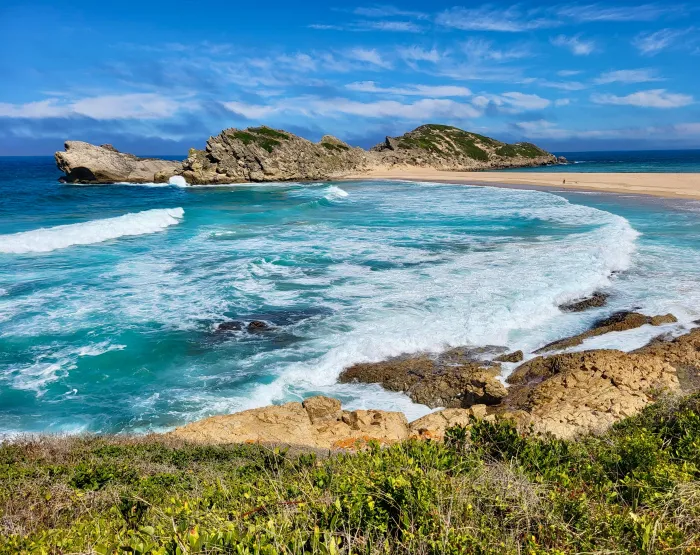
left=0, top=208, right=184, bottom=254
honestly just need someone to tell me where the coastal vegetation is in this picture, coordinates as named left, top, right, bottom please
left=227, top=127, right=290, bottom=153
left=2, top=392, right=699, bottom=554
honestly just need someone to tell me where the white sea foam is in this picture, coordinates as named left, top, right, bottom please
left=0, top=208, right=184, bottom=254
left=168, top=175, right=188, bottom=187
left=324, top=185, right=349, bottom=200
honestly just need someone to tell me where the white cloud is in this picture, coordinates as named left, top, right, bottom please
left=353, top=6, right=428, bottom=19
left=360, top=20, right=422, bottom=32
left=557, top=70, right=582, bottom=77
left=473, top=92, right=551, bottom=112
left=397, top=46, right=441, bottom=63
left=346, top=81, right=472, bottom=97
left=551, top=34, right=596, bottom=55
left=594, top=69, right=662, bottom=84
left=436, top=6, right=556, bottom=32
left=0, top=94, right=184, bottom=120
left=348, top=48, right=392, bottom=68
left=556, top=4, right=675, bottom=22
left=461, top=38, right=530, bottom=61
left=591, top=89, right=693, bottom=108
left=308, top=24, right=344, bottom=30
left=221, top=96, right=482, bottom=121
left=633, top=28, right=687, bottom=55
left=555, top=98, right=571, bottom=106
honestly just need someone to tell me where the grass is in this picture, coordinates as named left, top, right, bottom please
left=320, top=142, right=350, bottom=153
left=228, top=127, right=289, bottom=153
left=495, top=143, right=548, bottom=159
left=2, top=392, right=699, bottom=553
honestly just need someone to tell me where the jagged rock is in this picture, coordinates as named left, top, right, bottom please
left=216, top=321, right=244, bottom=332
left=169, top=395, right=489, bottom=449
left=55, top=124, right=560, bottom=184
left=247, top=320, right=271, bottom=332
left=338, top=347, right=507, bottom=408
left=559, top=292, right=609, bottom=312
left=502, top=349, right=681, bottom=438
left=494, top=350, right=524, bottom=363
left=535, top=311, right=677, bottom=353
left=55, top=141, right=181, bottom=184
left=634, top=328, right=700, bottom=391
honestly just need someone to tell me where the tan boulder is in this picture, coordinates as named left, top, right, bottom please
left=409, top=405, right=488, bottom=440
left=503, top=349, right=680, bottom=438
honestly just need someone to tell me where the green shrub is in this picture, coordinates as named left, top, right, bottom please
left=1, top=393, right=699, bottom=554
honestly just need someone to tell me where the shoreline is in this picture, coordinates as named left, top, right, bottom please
left=344, top=168, right=700, bottom=200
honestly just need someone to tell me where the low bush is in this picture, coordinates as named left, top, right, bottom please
left=1, top=393, right=699, bottom=553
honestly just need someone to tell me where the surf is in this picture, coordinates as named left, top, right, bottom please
left=0, top=207, right=184, bottom=254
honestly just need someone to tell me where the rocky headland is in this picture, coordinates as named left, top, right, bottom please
left=54, top=124, right=562, bottom=184
left=170, top=309, right=700, bottom=449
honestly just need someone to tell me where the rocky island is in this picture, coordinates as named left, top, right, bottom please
left=54, top=124, right=562, bottom=184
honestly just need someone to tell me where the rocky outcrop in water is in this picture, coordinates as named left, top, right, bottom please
left=55, top=141, right=182, bottom=184
left=338, top=347, right=508, bottom=409
left=55, top=124, right=561, bottom=184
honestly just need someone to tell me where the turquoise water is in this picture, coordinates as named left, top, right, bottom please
left=2, top=157, right=700, bottom=435
left=508, top=149, right=700, bottom=173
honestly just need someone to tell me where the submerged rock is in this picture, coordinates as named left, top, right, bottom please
left=494, top=350, right=524, bottom=363
left=535, top=311, right=677, bottom=353
left=559, top=292, right=609, bottom=312
left=338, top=347, right=507, bottom=409
left=55, top=141, right=181, bottom=184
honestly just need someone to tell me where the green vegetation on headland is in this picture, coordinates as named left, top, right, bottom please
left=2, top=393, right=699, bottom=554
left=228, top=127, right=290, bottom=153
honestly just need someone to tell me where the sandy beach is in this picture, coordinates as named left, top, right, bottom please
left=349, top=168, right=700, bottom=200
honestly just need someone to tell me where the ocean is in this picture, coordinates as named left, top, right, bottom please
left=1, top=155, right=700, bottom=435
left=511, top=149, right=700, bottom=173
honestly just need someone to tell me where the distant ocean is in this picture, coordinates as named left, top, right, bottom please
left=1, top=155, right=700, bottom=436
left=507, top=149, right=700, bottom=173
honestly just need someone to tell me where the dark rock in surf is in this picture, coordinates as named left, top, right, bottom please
left=559, top=292, right=609, bottom=312
left=247, top=320, right=272, bottom=333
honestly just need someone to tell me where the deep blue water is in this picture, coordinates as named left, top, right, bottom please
left=509, top=149, right=700, bottom=173
left=1, top=156, right=700, bottom=435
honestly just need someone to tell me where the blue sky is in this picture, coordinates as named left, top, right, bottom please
left=1, top=0, right=699, bottom=155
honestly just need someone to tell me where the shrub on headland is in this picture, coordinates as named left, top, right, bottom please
left=1, top=393, right=699, bottom=554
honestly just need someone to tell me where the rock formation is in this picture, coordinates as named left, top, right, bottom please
left=55, top=141, right=182, bottom=184
left=169, top=395, right=490, bottom=449
left=338, top=347, right=508, bottom=409
left=168, top=316, right=700, bottom=449
left=535, top=311, right=677, bottom=353
left=55, top=124, right=562, bottom=184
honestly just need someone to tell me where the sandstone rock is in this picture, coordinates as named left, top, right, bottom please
left=503, top=349, right=680, bottom=438
left=634, top=328, right=700, bottom=391
left=302, top=396, right=342, bottom=424
left=494, top=350, right=524, bottom=363
left=338, top=347, right=507, bottom=409
left=55, top=141, right=181, bottom=184
left=409, top=405, right=487, bottom=440
left=169, top=396, right=411, bottom=450
left=535, top=311, right=677, bottom=353
left=559, top=292, right=609, bottom=312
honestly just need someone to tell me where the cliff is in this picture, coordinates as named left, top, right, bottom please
left=54, top=124, right=562, bottom=184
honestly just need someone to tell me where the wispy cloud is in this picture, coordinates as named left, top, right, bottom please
left=556, top=3, right=679, bottom=22
left=436, top=5, right=556, bottom=32
left=551, top=34, right=597, bottom=55
left=591, top=88, right=693, bottom=108
left=473, top=92, right=551, bottom=112
left=0, top=94, right=187, bottom=120
left=557, top=70, right=582, bottom=77
left=222, top=96, right=482, bottom=120
left=346, top=81, right=472, bottom=97
left=594, top=69, right=662, bottom=84
left=359, top=20, right=423, bottom=32
left=461, top=38, right=531, bottom=61
left=397, top=46, right=441, bottom=63
left=348, top=48, right=393, bottom=68
left=632, top=28, right=688, bottom=55
left=352, top=5, right=428, bottom=19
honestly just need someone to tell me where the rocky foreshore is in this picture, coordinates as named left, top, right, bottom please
left=54, top=124, right=562, bottom=184
left=170, top=312, right=700, bottom=449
